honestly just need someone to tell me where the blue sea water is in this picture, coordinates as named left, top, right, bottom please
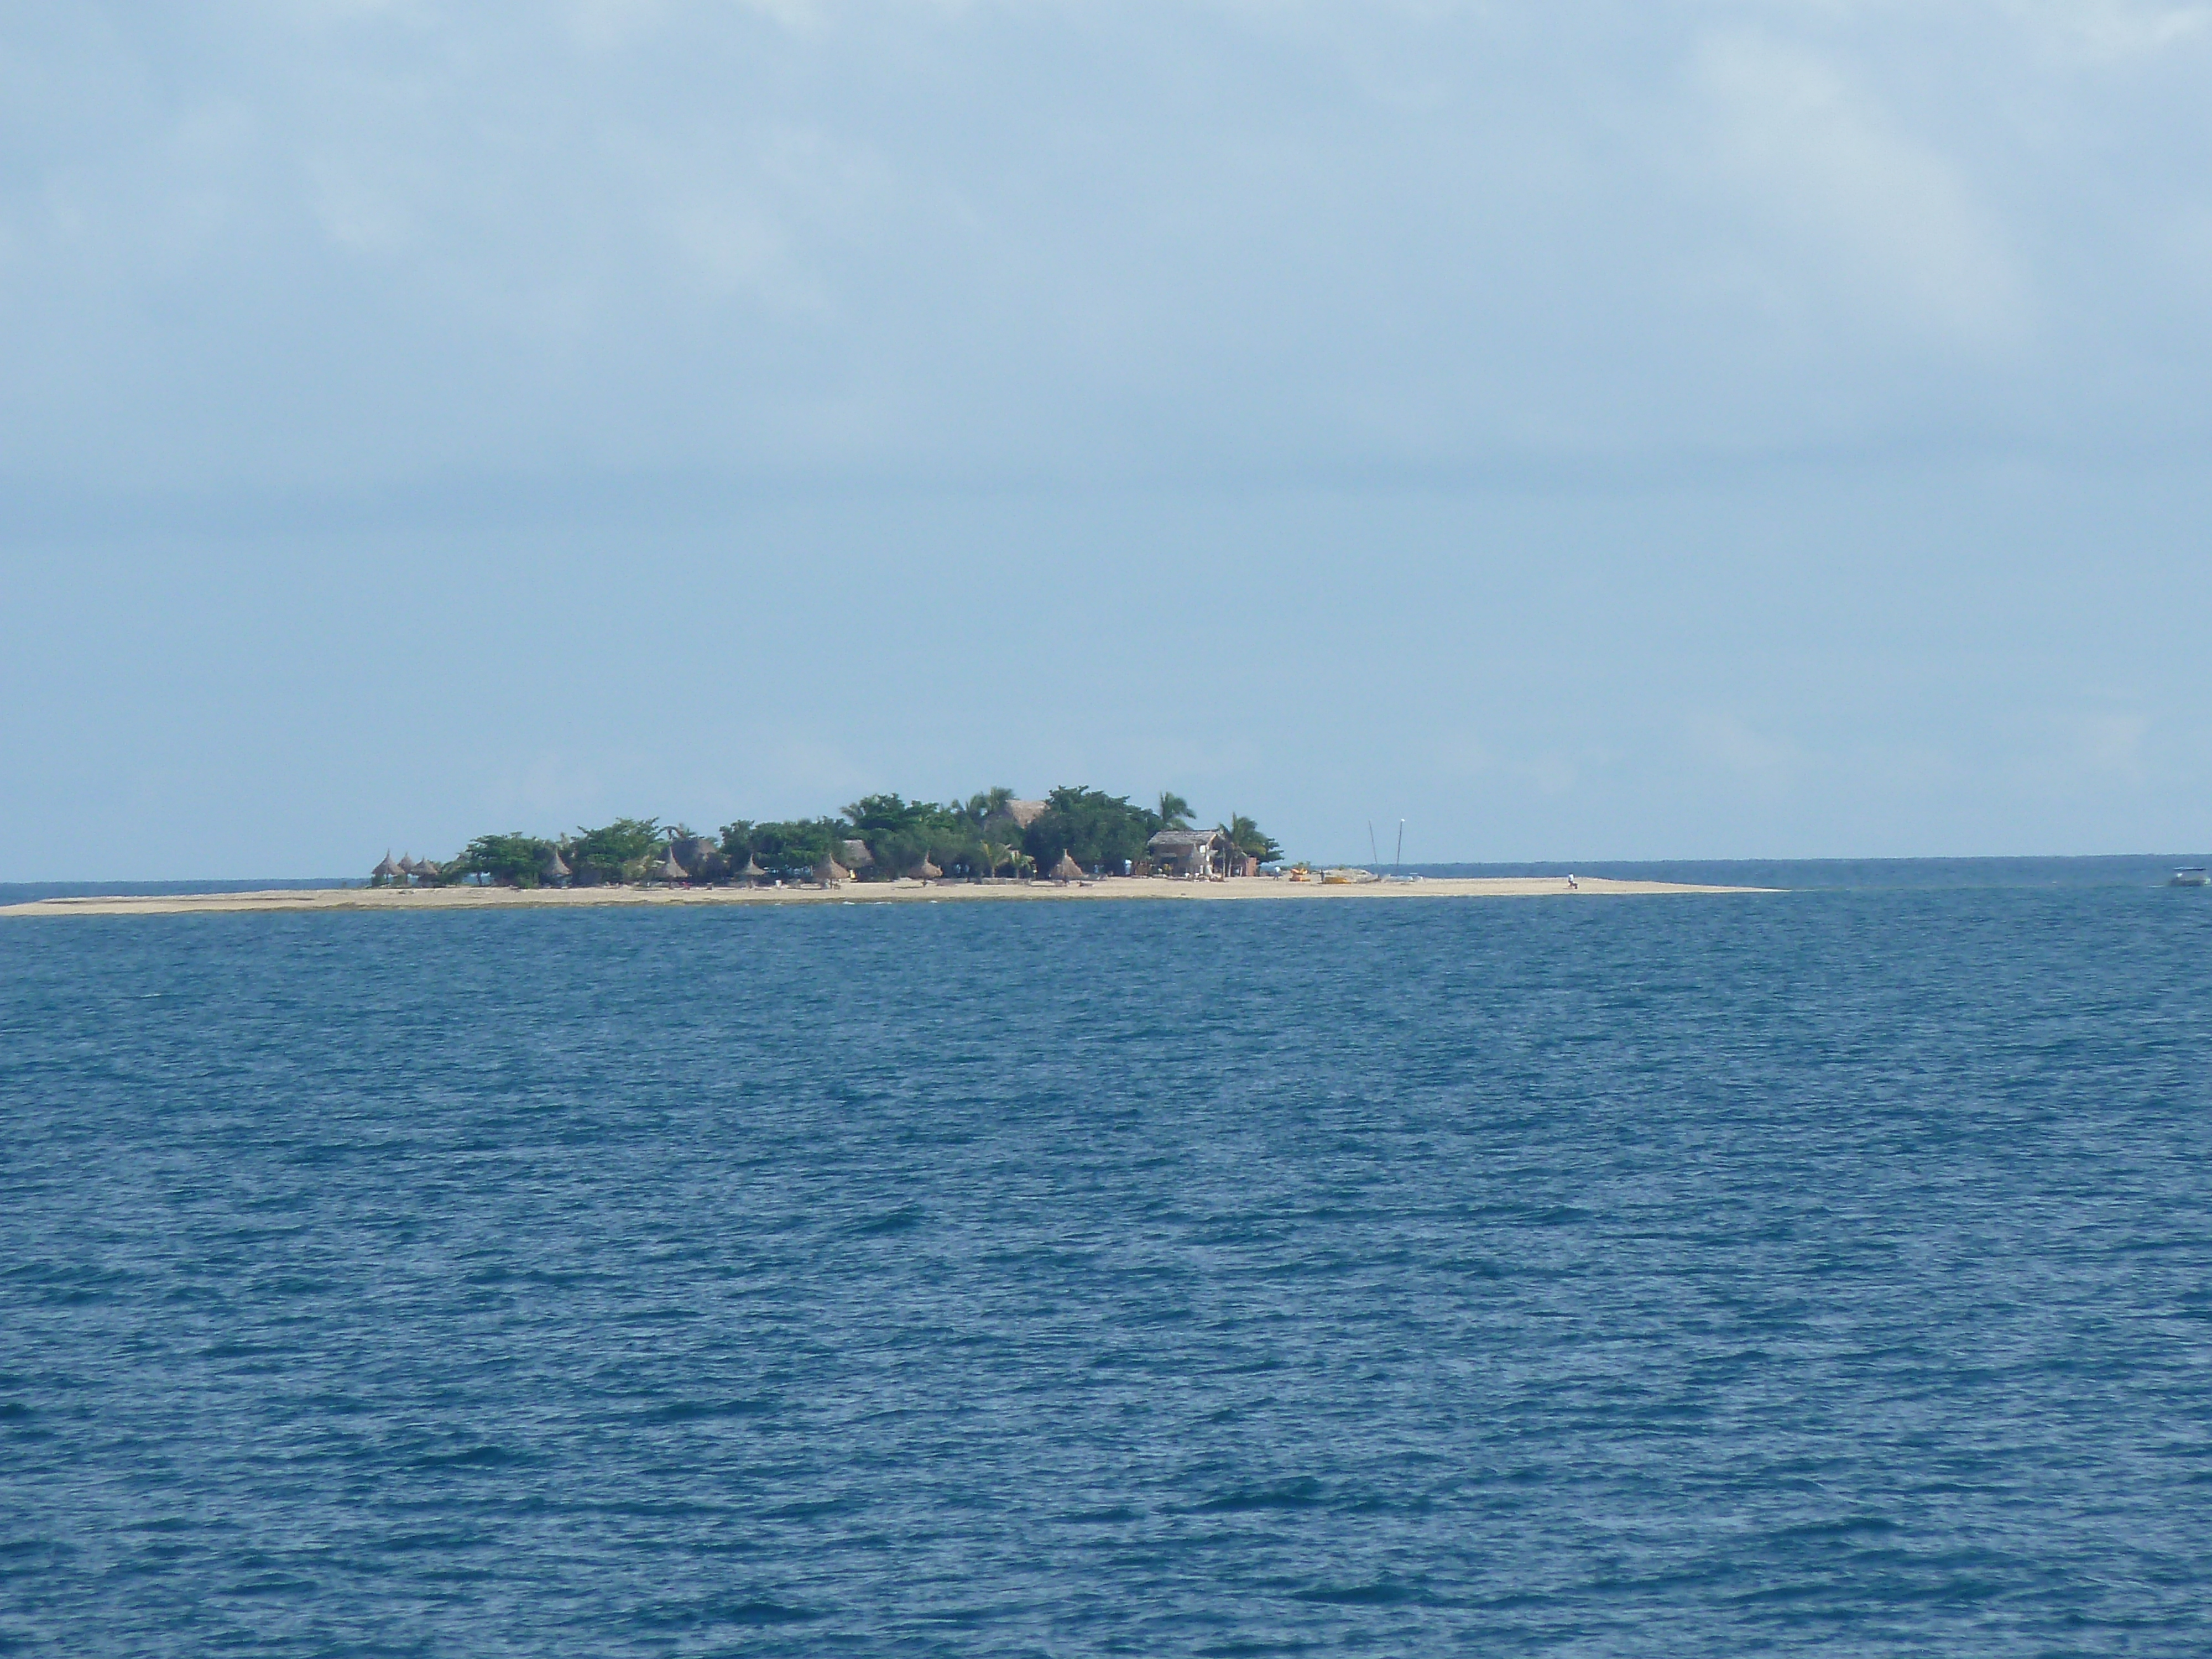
left=3, top=869, right=2209, bottom=1655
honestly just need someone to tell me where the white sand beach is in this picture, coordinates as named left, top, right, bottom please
left=1, top=875, right=1773, bottom=919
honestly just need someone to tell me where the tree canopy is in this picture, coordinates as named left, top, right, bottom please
left=431, top=785, right=1287, bottom=884
left=721, top=817, right=846, bottom=878
left=1022, top=786, right=1159, bottom=874
left=1221, top=814, right=1284, bottom=867
left=450, top=832, right=554, bottom=888
left=568, top=818, right=662, bottom=884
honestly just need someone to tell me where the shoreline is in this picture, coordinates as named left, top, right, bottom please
left=0, top=875, right=1775, bottom=919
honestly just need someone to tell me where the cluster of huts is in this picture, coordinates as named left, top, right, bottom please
left=372, top=818, right=1258, bottom=889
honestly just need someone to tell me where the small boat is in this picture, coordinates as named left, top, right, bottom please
left=2169, top=868, right=2209, bottom=887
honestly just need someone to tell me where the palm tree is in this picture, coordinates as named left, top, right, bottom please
left=1157, top=791, right=1193, bottom=830
left=1219, top=814, right=1282, bottom=868
left=964, top=786, right=1017, bottom=829
left=981, top=841, right=1029, bottom=879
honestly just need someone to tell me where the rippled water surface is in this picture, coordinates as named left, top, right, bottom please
left=4, top=878, right=2210, bottom=1653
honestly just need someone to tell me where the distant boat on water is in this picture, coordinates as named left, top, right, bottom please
left=2169, top=867, right=2209, bottom=887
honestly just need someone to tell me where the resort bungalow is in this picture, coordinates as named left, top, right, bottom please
left=1147, top=827, right=1225, bottom=878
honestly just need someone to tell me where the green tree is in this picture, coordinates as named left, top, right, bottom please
left=844, top=792, right=992, bottom=879
left=568, top=817, right=662, bottom=884
left=1024, top=786, right=1158, bottom=874
left=1156, top=792, right=1193, bottom=830
left=729, top=818, right=845, bottom=878
left=451, top=832, right=554, bottom=888
left=1220, top=814, right=1284, bottom=867
left=959, top=786, right=1017, bottom=830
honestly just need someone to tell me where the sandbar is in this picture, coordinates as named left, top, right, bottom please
left=1, top=875, right=1773, bottom=919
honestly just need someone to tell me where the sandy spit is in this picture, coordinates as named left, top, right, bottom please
left=1, top=876, right=1775, bottom=919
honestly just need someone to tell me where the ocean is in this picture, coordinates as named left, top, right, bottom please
left=4, top=863, right=2208, bottom=1653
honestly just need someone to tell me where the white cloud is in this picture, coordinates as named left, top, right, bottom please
left=1999, top=0, right=2211, bottom=63
left=4, top=1, right=2211, bottom=497
left=1688, top=29, right=2027, bottom=347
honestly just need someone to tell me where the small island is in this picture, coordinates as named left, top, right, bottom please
left=2, top=786, right=1775, bottom=917
left=388, top=788, right=1282, bottom=890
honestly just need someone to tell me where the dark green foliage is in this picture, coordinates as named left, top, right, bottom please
left=568, top=817, right=662, bottom=885
left=452, top=832, right=554, bottom=888
left=446, top=785, right=1287, bottom=888
left=842, top=792, right=998, bottom=879
left=958, top=788, right=1017, bottom=831
left=842, top=794, right=933, bottom=849
left=1222, top=814, right=1284, bottom=866
left=1023, top=786, right=1160, bottom=874
left=722, top=817, right=845, bottom=878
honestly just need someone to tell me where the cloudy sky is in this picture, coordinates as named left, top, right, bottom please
left=4, top=1, right=2210, bottom=875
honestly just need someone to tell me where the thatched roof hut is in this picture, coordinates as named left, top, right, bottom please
left=737, top=854, right=766, bottom=884
left=414, top=859, right=440, bottom=879
left=1147, top=827, right=1224, bottom=878
left=672, top=836, right=721, bottom=877
left=541, top=845, right=571, bottom=881
left=1053, top=851, right=1084, bottom=882
left=813, top=857, right=854, bottom=885
left=909, top=855, right=942, bottom=881
left=654, top=847, right=688, bottom=882
left=372, top=852, right=403, bottom=880
left=397, top=854, right=419, bottom=876
left=1005, top=800, right=1049, bottom=829
left=842, top=839, right=875, bottom=870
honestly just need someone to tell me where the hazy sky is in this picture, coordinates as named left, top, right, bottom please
left=5, top=1, right=2210, bottom=877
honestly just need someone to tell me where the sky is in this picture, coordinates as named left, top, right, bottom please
left=4, top=0, right=2210, bottom=877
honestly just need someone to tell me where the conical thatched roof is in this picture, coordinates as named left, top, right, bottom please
left=909, top=855, right=942, bottom=881
left=738, top=854, right=765, bottom=881
left=654, top=848, right=688, bottom=881
left=372, top=852, right=403, bottom=879
left=672, top=836, right=719, bottom=875
left=541, top=845, right=571, bottom=879
left=813, top=857, right=853, bottom=884
left=414, top=859, right=440, bottom=878
left=842, top=839, right=875, bottom=869
left=397, top=854, right=420, bottom=875
left=1053, top=851, right=1084, bottom=881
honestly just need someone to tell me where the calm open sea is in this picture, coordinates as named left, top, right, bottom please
left=4, top=864, right=2209, bottom=1654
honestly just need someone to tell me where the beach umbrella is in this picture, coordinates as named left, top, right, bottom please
left=813, top=857, right=853, bottom=884
left=1053, top=851, right=1084, bottom=882
left=372, top=852, right=403, bottom=881
left=737, top=854, right=766, bottom=884
left=909, top=855, right=942, bottom=881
